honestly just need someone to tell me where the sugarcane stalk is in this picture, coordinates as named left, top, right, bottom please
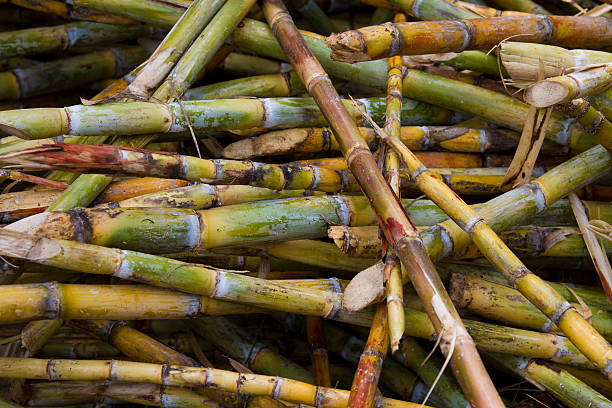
left=99, top=184, right=322, bottom=210
left=0, top=279, right=596, bottom=370
left=331, top=224, right=612, bottom=258
left=264, top=240, right=375, bottom=272
left=0, top=170, right=67, bottom=190
left=325, top=16, right=612, bottom=62
left=68, top=320, right=199, bottom=366
left=436, top=51, right=507, bottom=77
left=305, top=316, right=331, bottom=387
left=0, top=96, right=460, bottom=140
left=394, top=337, right=470, bottom=408
left=379, top=15, right=405, bottom=354
left=0, top=46, right=148, bottom=100
left=218, top=52, right=293, bottom=76
left=221, top=123, right=548, bottom=159
left=559, top=364, right=612, bottom=401
left=189, top=317, right=314, bottom=383
left=69, top=0, right=186, bottom=27
left=4, top=148, right=549, bottom=195
left=94, top=177, right=191, bottom=204
left=184, top=72, right=307, bottom=100
left=97, top=382, right=223, bottom=408
left=0, top=229, right=345, bottom=320
left=499, top=42, right=612, bottom=87
left=485, top=352, right=612, bottom=408
left=557, top=98, right=612, bottom=151
left=525, top=65, right=612, bottom=108
left=0, top=21, right=153, bottom=58
left=40, top=340, right=120, bottom=358
left=9, top=0, right=139, bottom=24
left=5, top=146, right=610, bottom=256
left=0, top=357, right=430, bottom=408
left=450, top=273, right=612, bottom=341
left=346, top=304, right=388, bottom=408
left=438, top=262, right=612, bottom=312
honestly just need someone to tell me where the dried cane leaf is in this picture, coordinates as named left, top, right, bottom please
left=342, top=262, right=385, bottom=312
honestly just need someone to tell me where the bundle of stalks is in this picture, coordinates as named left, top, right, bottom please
left=2, top=1, right=612, bottom=407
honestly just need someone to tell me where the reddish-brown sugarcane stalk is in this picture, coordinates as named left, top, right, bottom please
left=347, top=304, right=389, bottom=408
left=325, top=16, right=612, bottom=62
left=305, top=316, right=331, bottom=387
left=259, top=0, right=503, bottom=406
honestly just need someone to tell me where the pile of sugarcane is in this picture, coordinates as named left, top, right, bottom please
left=0, top=0, right=611, bottom=407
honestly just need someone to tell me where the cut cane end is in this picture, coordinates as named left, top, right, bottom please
left=326, top=33, right=371, bottom=63
left=525, top=81, right=569, bottom=108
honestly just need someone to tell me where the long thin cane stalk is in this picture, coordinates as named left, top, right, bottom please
left=0, top=357, right=431, bottom=408
left=259, top=0, right=502, bottom=405
left=383, top=13, right=405, bottom=353
left=346, top=303, right=388, bottom=408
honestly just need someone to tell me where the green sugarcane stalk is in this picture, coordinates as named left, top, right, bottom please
left=0, top=21, right=154, bottom=58
left=0, top=46, right=148, bottom=100
left=98, top=184, right=322, bottom=210
left=184, top=71, right=308, bottom=99
left=437, top=262, right=612, bottom=313
left=0, top=96, right=462, bottom=140
left=189, top=317, right=315, bottom=383
left=450, top=273, right=612, bottom=341
left=68, top=0, right=186, bottom=27
left=217, top=52, right=293, bottom=76
left=40, top=341, right=120, bottom=358
left=329, top=224, right=612, bottom=259
left=394, top=337, right=470, bottom=408
left=8, top=0, right=141, bottom=24
left=485, top=352, right=612, bottom=408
